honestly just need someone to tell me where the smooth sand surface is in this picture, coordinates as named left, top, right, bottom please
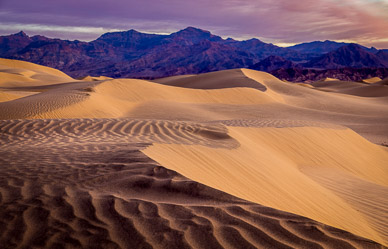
left=143, top=126, right=388, bottom=245
left=1, top=59, right=387, bottom=248
left=363, top=77, right=382, bottom=84
left=0, top=58, right=76, bottom=88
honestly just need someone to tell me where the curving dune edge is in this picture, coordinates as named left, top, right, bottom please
left=0, top=58, right=387, bottom=248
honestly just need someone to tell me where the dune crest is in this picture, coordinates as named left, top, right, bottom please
left=0, top=58, right=76, bottom=88
left=363, top=77, right=382, bottom=84
left=78, top=75, right=113, bottom=81
left=1, top=60, right=388, bottom=248
left=143, top=125, right=388, bottom=245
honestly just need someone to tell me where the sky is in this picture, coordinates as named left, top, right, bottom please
left=0, top=0, right=388, bottom=48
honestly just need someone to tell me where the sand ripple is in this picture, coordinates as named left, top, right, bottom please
left=0, top=118, right=238, bottom=148
left=0, top=118, right=385, bottom=248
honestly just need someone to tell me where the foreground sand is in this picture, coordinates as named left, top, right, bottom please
left=0, top=58, right=387, bottom=248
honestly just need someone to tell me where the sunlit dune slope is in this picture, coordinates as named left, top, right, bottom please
left=0, top=58, right=75, bottom=87
left=0, top=72, right=280, bottom=120
left=143, top=125, right=388, bottom=245
left=78, top=75, right=113, bottom=81
left=363, top=77, right=382, bottom=84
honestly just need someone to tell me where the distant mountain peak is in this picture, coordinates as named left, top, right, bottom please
left=238, top=38, right=266, bottom=48
left=1, top=27, right=387, bottom=80
left=246, top=38, right=263, bottom=42
left=288, top=40, right=348, bottom=54
left=345, top=43, right=362, bottom=49
left=126, top=29, right=141, bottom=34
left=96, top=29, right=142, bottom=39
left=172, top=27, right=214, bottom=38
left=170, top=27, right=222, bottom=44
left=179, top=26, right=211, bottom=34
left=13, top=31, right=28, bottom=37
left=305, top=42, right=388, bottom=69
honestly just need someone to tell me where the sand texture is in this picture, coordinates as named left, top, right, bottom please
left=0, top=59, right=387, bottom=248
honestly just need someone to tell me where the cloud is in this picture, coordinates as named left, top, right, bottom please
left=0, top=0, right=387, bottom=48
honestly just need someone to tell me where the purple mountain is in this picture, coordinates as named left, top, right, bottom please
left=249, top=56, right=302, bottom=72
left=304, top=44, right=388, bottom=69
left=0, top=27, right=387, bottom=79
left=288, top=40, right=348, bottom=55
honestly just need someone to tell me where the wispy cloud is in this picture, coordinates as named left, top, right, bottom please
left=0, top=0, right=387, bottom=48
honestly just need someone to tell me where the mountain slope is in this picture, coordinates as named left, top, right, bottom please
left=0, top=28, right=309, bottom=78
left=249, top=56, right=302, bottom=72
left=288, top=40, right=348, bottom=54
left=271, top=67, right=388, bottom=82
left=305, top=43, right=388, bottom=69
left=0, top=28, right=387, bottom=79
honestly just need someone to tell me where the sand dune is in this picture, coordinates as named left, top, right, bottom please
left=323, top=77, right=339, bottom=82
left=0, top=58, right=75, bottom=88
left=311, top=79, right=388, bottom=97
left=0, top=91, right=23, bottom=102
left=0, top=59, right=387, bottom=248
left=0, top=74, right=279, bottom=120
left=373, top=77, right=388, bottom=86
left=143, top=126, right=388, bottom=245
left=153, top=69, right=267, bottom=91
left=2, top=67, right=387, bottom=143
left=0, top=118, right=385, bottom=249
left=78, top=75, right=113, bottom=81
left=363, top=77, right=382, bottom=84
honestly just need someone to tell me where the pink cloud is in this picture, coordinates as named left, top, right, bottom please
left=0, top=0, right=387, bottom=48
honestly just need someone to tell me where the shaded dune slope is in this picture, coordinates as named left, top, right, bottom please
left=373, top=77, right=388, bottom=86
left=0, top=118, right=385, bottom=249
left=153, top=69, right=267, bottom=91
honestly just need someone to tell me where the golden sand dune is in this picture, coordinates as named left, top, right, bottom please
left=363, top=77, right=382, bottom=84
left=0, top=59, right=388, bottom=248
left=0, top=72, right=280, bottom=120
left=144, top=126, right=388, bottom=245
left=1, top=68, right=387, bottom=143
left=0, top=91, right=22, bottom=102
left=0, top=58, right=75, bottom=88
left=0, top=118, right=385, bottom=249
left=78, top=75, right=113, bottom=81
left=323, top=77, right=339, bottom=82
left=153, top=69, right=267, bottom=91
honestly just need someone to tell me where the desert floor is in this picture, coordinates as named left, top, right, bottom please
left=0, top=58, right=387, bottom=249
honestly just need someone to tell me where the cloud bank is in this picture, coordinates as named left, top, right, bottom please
left=0, top=0, right=387, bottom=48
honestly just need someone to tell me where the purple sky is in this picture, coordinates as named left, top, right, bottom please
left=1, top=0, right=388, bottom=48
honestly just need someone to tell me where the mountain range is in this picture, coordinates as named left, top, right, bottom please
left=1, top=27, right=388, bottom=80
